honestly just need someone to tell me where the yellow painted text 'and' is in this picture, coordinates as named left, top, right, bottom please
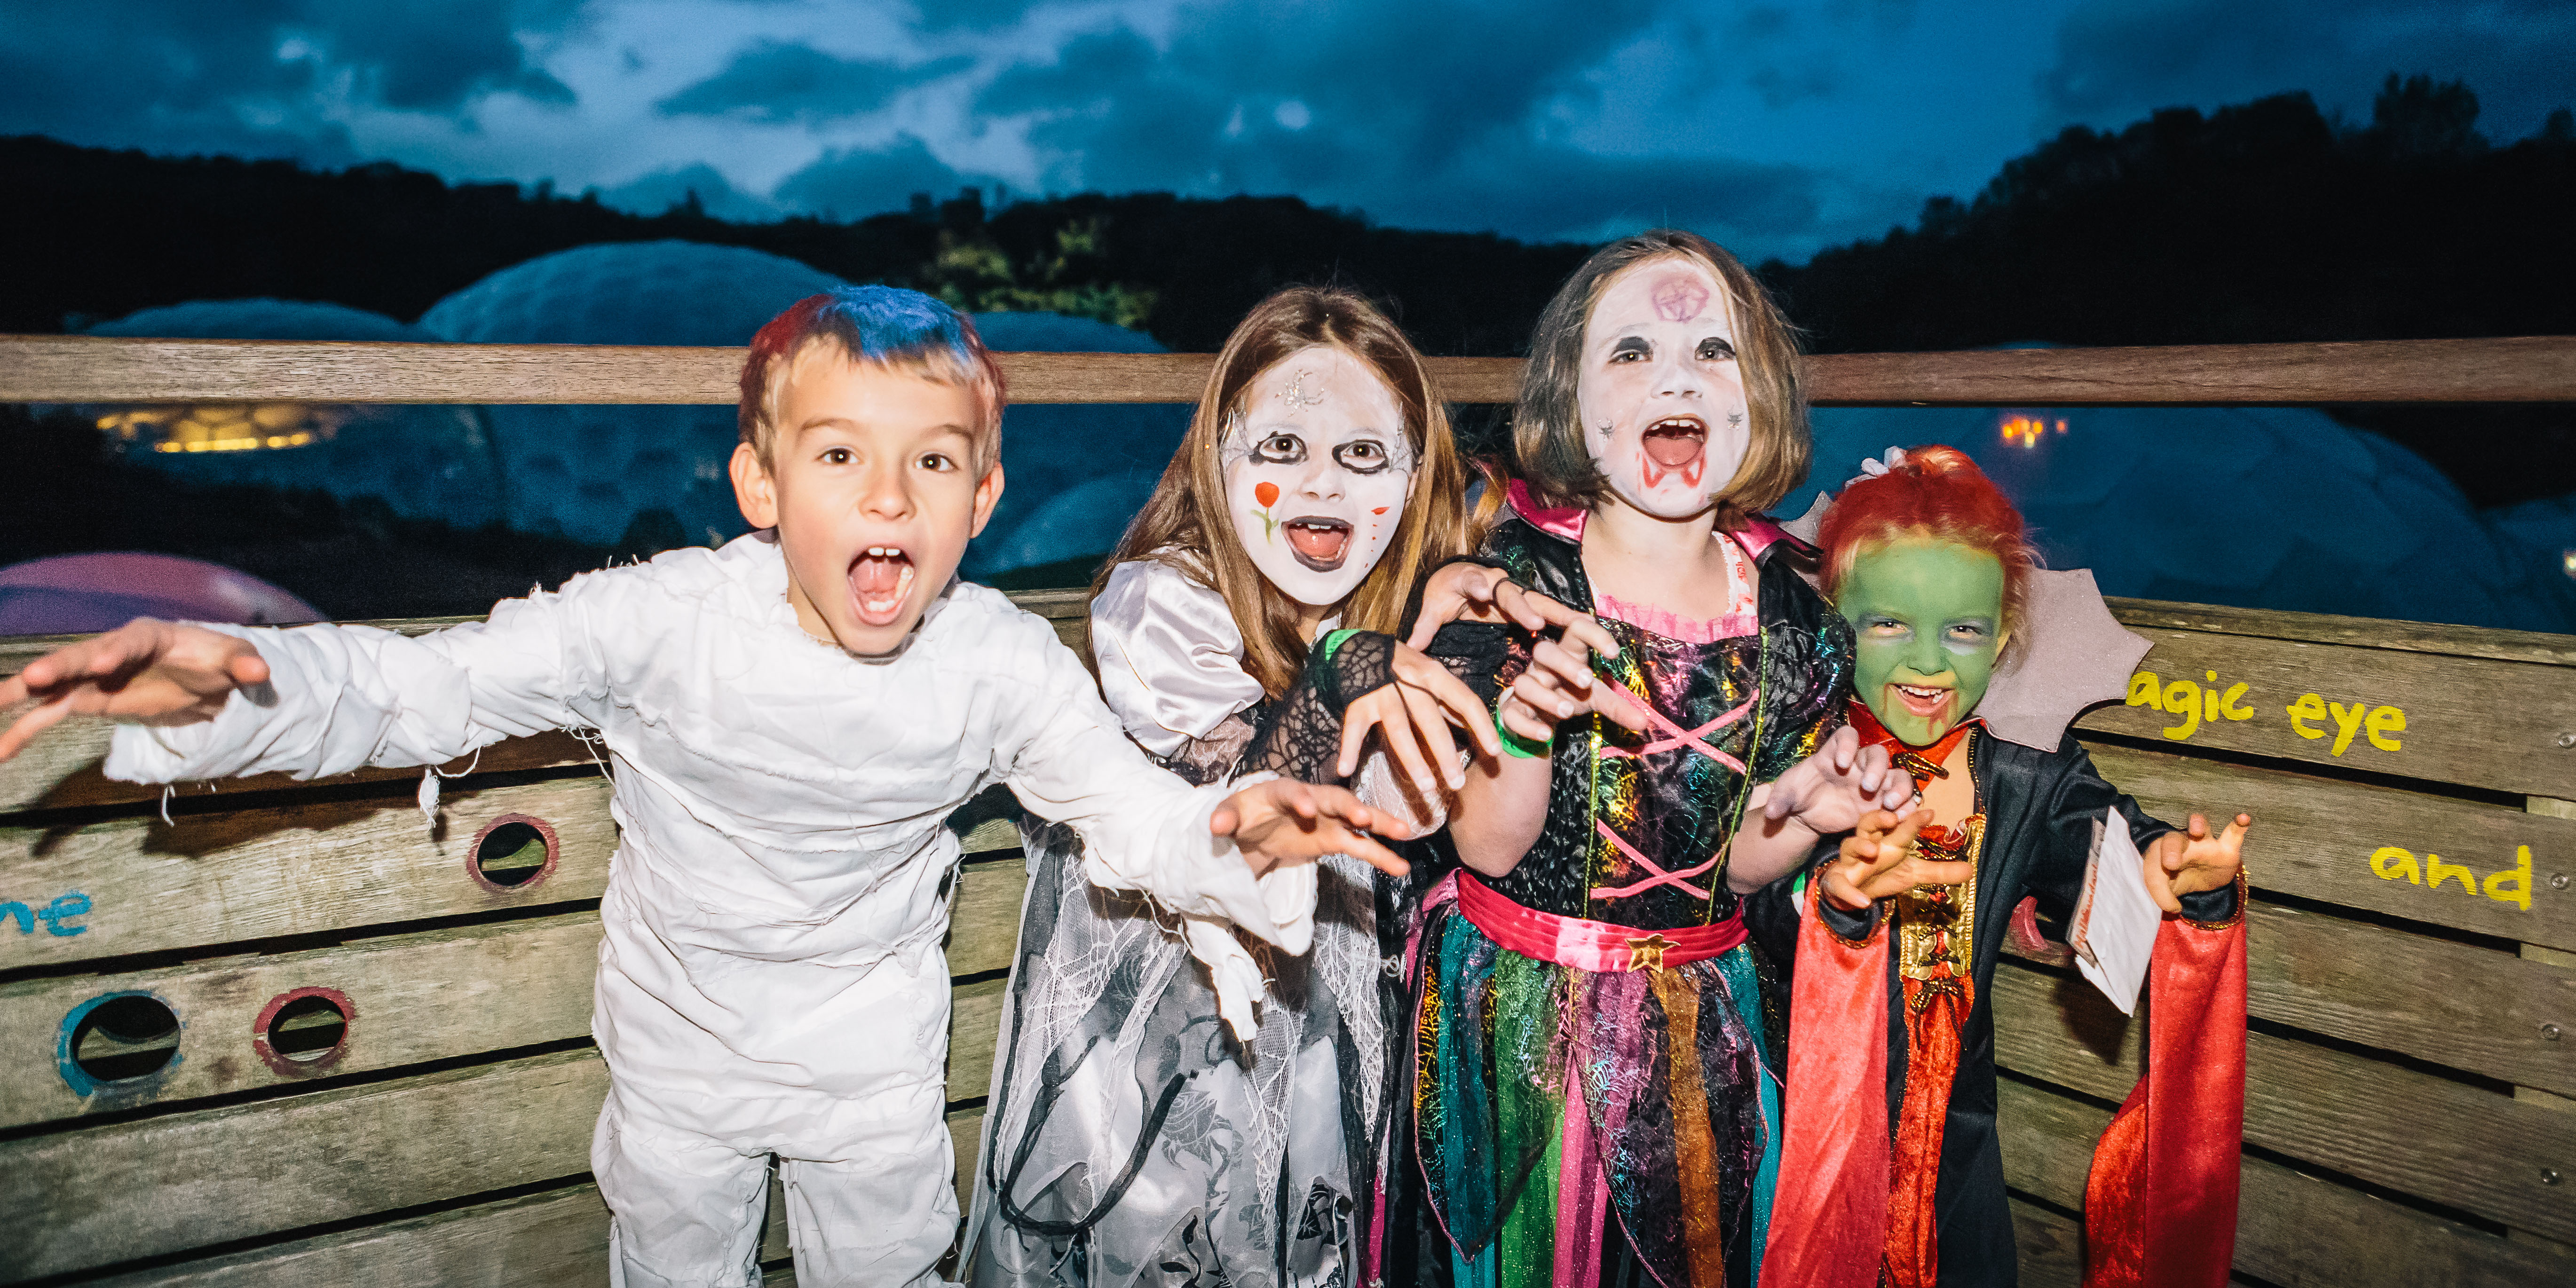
left=2368, top=844, right=2536, bottom=912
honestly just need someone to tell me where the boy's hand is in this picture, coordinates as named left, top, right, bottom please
left=1759, top=724, right=1912, bottom=833
left=1497, top=635, right=1651, bottom=744
left=0, top=619, right=270, bottom=762
left=1335, top=642, right=1498, bottom=795
left=1407, top=564, right=1620, bottom=661
left=1214, top=780, right=1416, bottom=879
left=1818, top=807, right=1976, bottom=912
left=2144, top=812, right=2252, bottom=914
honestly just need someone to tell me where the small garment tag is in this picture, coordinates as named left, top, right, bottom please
left=2070, top=808, right=2160, bottom=1015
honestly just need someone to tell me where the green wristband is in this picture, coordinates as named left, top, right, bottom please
left=1317, top=627, right=1361, bottom=665
left=1493, top=692, right=1549, bottom=759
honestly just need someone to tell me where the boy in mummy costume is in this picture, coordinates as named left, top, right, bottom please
left=1762, top=446, right=2252, bottom=1288
left=0, top=288, right=1412, bottom=1288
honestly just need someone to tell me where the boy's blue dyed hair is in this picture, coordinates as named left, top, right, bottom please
left=738, top=285, right=1006, bottom=464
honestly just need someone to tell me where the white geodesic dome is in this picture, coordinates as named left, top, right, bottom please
left=85, top=300, right=507, bottom=529
left=414, top=240, right=1189, bottom=565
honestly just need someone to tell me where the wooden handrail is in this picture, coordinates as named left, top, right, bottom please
left=3, top=334, right=2571, bottom=406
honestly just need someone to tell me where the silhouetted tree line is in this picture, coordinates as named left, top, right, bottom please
left=1760, top=76, right=2574, bottom=352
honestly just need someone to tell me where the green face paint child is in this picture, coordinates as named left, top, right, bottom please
left=1837, top=536, right=2008, bottom=747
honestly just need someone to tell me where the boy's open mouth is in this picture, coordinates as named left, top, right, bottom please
left=1888, top=681, right=1954, bottom=723
left=1285, top=517, right=1352, bottom=572
left=1641, top=415, right=1707, bottom=468
left=850, top=546, right=916, bottom=627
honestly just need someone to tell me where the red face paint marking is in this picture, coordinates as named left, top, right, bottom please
left=1651, top=274, right=1711, bottom=322
left=1370, top=506, right=1387, bottom=515
left=1636, top=447, right=1707, bottom=491
left=1255, top=482, right=1280, bottom=507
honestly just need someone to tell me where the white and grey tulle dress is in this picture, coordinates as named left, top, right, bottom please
left=963, top=558, right=1427, bottom=1288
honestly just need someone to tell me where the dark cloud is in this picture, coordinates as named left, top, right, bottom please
left=956, top=0, right=1843, bottom=245
left=0, top=0, right=574, bottom=165
left=773, top=134, right=991, bottom=218
left=2039, top=0, right=2576, bottom=138
left=657, top=40, right=971, bottom=123
left=908, top=0, right=1050, bottom=33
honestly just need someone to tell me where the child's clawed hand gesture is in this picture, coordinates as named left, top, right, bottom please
left=1819, top=806, right=1976, bottom=912
left=2143, top=812, right=2252, bottom=913
left=1215, top=779, right=1418, bottom=879
left=0, top=619, right=270, bottom=762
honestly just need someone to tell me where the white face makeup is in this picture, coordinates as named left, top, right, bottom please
left=1575, top=258, right=1753, bottom=520
left=1222, top=346, right=1417, bottom=608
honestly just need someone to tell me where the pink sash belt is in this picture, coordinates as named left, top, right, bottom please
left=1456, top=871, right=1746, bottom=973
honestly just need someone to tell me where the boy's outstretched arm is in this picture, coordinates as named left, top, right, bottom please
left=0, top=620, right=272, bottom=761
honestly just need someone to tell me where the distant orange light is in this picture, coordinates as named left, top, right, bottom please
left=1999, top=414, right=2068, bottom=449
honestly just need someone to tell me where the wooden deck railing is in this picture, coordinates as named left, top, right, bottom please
left=1, top=336, right=2571, bottom=1288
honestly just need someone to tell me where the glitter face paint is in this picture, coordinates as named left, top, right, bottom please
left=1576, top=259, right=1752, bottom=520
left=1223, top=346, right=1417, bottom=607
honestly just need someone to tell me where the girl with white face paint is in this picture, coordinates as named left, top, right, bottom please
left=1373, top=231, right=1912, bottom=1288
left=967, top=288, right=1509, bottom=1288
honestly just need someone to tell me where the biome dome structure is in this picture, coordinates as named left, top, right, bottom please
left=0, top=552, right=320, bottom=636
left=413, top=240, right=1189, bottom=567
left=1786, top=402, right=2576, bottom=634
left=416, top=241, right=846, bottom=548
left=84, top=300, right=508, bottom=529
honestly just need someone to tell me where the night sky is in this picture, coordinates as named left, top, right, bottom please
left=5, top=0, right=2572, bottom=263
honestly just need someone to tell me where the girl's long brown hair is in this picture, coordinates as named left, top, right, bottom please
left=1091, top=287, right=1468, bottom=697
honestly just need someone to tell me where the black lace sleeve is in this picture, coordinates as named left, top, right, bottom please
left=1244, top=624, right=1514, bottom=784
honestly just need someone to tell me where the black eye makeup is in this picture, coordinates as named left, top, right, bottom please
left=1608, top=336, right=1651, bottom=363
left=1696, top=336, right=1738, bottom=361
left=1252, top=432, right=1308, bottom=465
left=1332, top=438, right=1392, bottom=474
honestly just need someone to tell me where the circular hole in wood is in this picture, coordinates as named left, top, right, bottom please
left=268, top=995, right=347, bottom=1061
left=253, top=986, right=355, bottom=1075
left=469, top=814, right=559, bottom=892
left=69, top=994, right=180, bottom=1083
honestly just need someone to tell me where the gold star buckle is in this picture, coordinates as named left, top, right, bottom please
left=1623, top=933, right=1677, bottom=972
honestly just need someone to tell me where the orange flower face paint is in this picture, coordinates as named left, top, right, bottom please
left=1256, top=481, right=1280, bottom=507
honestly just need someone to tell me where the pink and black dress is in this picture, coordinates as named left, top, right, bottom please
left=1375, top=486, right=1853, bottom=1288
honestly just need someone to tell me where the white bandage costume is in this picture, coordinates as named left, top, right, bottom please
left=103, top=535, right=1312, bottom=1288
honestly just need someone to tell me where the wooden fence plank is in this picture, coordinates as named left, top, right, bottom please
left=948, top=856, right=1029, bottom=979
left=2239, top=902, right=2576, bottom=1098
left=10, top=335, right=2574, bottom=405
left=947, top=978, right=1005, bottom=1107
left=0, top=775, right=615, bottom=971
left=0, top=910, right=601, bottom=1129
left=2075, top=628, right=2576, bottom=799
left=87, top=1182, right=611, bottom=1288
left=0, top=719, right=596, bottom=815
left=0, top=1046, right=605, bottom=1282
left=2086, top=742, right=2576, bottom=952
left=1988, top=961, right=2576, bottom=1243
left=2107, top=599, right=2576, bottom=669
left=2007, top=1198, right=2084, bottom=1288
left=1995, top=1075, right=2576, bottom=1287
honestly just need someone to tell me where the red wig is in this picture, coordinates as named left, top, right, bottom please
left=1818, top=445, right=2038, bottom=642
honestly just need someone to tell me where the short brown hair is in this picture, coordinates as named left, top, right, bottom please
left=1098, top=287, right=1469, bottom=696
left=1512, top=229, right=1808, bottom=529
left=737, top=286, right=1006, bottom=469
